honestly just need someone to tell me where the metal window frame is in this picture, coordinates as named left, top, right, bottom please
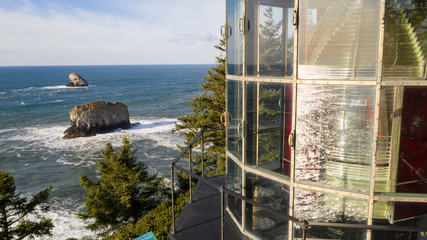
left=224, top=0, right=427, bottom=239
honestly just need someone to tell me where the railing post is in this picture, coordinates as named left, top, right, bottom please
left=189, top=145, right=193, bottom=203
left=220, top=185, right=225, bottom=240
left=201, top=130, right=204, bottom=178
left=301, top=220, right=309, bottom=240
left=170, top=164, right=176, bottom=234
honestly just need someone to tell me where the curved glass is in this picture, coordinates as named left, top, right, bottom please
left=227, top=0, right=244, bottom=76
left=294, top=188, right=368, bottom=239
left=295, top=85, right=376, bottom=193
left=298, top=0, right=381, bottom=80
left=227, top=157, right=242, bottom=225
left=223, top=0, right=427, bottom=239
left=227, top=79, right=243, bottom=160
left=245, top=173, right=290, bottom=239
left=383, top=0, right=427, bottom=80
left=376, top=86, right=427, bottom=194
left=245, top=82, right=293, bottom=177
left=246, top=0, right=295, bottom=77
left=373, top=201, right=427, bottom=235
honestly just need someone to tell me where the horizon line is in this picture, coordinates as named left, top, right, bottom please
left=0, top=63, right=216, bottom=68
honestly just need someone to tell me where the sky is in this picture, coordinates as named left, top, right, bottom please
left=0, top=0, right=225, bottom=66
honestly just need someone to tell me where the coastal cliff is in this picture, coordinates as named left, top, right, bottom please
left=63, top=101, right=131, bottom=139
left=66, top=72, right=88, bottom=87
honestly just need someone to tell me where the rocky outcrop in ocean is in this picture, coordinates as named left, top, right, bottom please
left=66, top=72, right=88, bottom=87
left=63, top=101, right=131, bottom=139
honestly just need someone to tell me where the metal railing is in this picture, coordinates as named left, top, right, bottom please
left=170, top=129, right=427, bottom=240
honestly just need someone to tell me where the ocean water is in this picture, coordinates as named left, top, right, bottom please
left=0, top=65, right=210, bottom=239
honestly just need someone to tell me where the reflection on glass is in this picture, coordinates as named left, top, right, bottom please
left=246, top=81, right=258, bottom=166
left=293, top=226, right=367, bottom=240
left=227, top=0, right=244, bottom=75
left=246, top=82, right=292, bottom=176
left=376, top=86, right=427, bottom=194
left=295, top=85, right=375, bottom=193
left=298, top=0, right=380, bottom=80
left=294, top=188, right=368, bottom=239
left=246, top=0, right=294, bottom=77
left=373, top=201, right=427, bottom=235
left=227, top=158, right=242, bottom=224
left=383, top=0, right=427, bottom=79
left=258, top=83, right=283, bottom=171
left=245, top=173, right=290, bottom=239
left=227, top=80, right=243, bottom=160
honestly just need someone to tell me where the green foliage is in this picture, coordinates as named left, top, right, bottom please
left=78, top=137, right=169, bottom=238
left=258, top=84, right=284, bottom=166
left=259, top=7, right=293, bottom=75
left=0, top=170, right=53, bottom=240
left=172, top=38, right=226, bottom=189
left=259, top=7, right=284, bottom=73
left=105, top=192, right=189, bottom=240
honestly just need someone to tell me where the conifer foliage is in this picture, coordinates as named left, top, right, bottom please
left=78, top=137, right=168, bottom=237
left=0, top=170, right=53, bottom=240
left=172, top=38, right=226, bottom=177
left=259, top=7, right=285, bottom=73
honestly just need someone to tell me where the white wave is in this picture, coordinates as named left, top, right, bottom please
left=0, top=117, right=183, bottom=162
left=41, top=85, right=70, bottom=90
left=41, top=99, right=64, bottom=104
left=1, top=118, right=185, bottom=239
left=12, top=85, right=91, bottom=93
left=27, top=199, right=95, bottom=240
left=121, top=117, right=181, bottom=149
left=20, top=101, right=25, bottom=105
left=0, top=128, right=18, bottom=134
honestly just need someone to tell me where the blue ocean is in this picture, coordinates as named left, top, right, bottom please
left=0, top=65, right=210, bottom=239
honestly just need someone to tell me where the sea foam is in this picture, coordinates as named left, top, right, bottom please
left=27, top=198, right=94, bottom=240
left=0, top=117, right=183, bottom=164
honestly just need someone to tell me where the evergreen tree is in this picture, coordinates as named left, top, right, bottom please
left=259, top=7, right=285, bottom=73
left=172, top=38, right=226, bottom=180
left=78, top=137, right=168, bottom=237
left=0, top=170, right=53, bottom=240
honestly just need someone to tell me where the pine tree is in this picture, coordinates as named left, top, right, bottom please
left=172, top=38, right=226, bottom=181
left=78, top=137, right=169, bottom=237
left=0, top=170, right=53, bottom=240
left=259, top=7, right=284, bottom=73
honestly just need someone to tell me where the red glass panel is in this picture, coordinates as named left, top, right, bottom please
left=396, top=87, right=427, bottom=194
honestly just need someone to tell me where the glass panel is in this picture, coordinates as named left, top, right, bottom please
left=294, top=188, right=368, bottom=239
left=293, top=226, right=367, bottom=240
left=246, top=0, right=294, bottom=77
left=227, top=157, right=242, bottom=224
left=373, top=201, right=427, bottom=236
left=227, top=80, right=243, bottom=160
left=298, top=0, right=381, bottom=80
left=227, top=0, right=244, bottom=76
left=376, top=86, right=427, bottom=194
left=245, top=172, right=290, bottom=239
left=282, top=84, right=292, bottom=177
left=383, top=0, right=427, bottom=80
left=258, top=83, right=284, bottom=171
left=258, top=83, right=293, bottom=176
left=246, top=81, right=258, bottom=165
left=295, top=85, right=375, bottom=193
left=246, top=82, right=293, bottom=177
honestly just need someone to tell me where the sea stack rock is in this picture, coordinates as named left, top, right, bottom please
left=63, top=101, right=131, bottom=139
left=66, top=72, right=88, bottom=87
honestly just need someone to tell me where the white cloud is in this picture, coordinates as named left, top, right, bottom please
left=0, top=0, right=225, bottom=66
left=169, top=32, right=218, bottom=44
